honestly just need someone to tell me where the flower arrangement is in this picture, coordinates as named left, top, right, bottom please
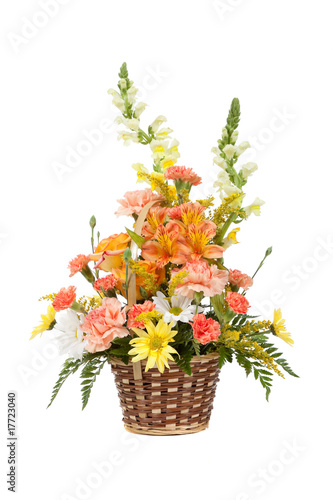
left=31, top=63, right=298, bottom=412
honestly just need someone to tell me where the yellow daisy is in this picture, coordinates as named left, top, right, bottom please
left=30, top=305, right=56, bottom=340
left=129, top=320, right=178, bottom=373
left=270, top=309, right=294, bottom=346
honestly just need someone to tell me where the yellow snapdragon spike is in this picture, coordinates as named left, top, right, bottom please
left=271, top=309, right=294, bottom=346
left=30, top=305, right=56, bottom=340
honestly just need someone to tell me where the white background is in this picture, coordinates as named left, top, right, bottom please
left=1, top=1, right=333, bottom=499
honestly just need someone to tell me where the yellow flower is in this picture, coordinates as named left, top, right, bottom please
left=270, top=309, right=294, bottom=346
left=30, top=305, right=56, bottom=340
left=222, top=227, right=240, bottom=249
left=129, top=320, right=178, bottom=373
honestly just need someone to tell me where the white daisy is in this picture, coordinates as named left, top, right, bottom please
left=152, top=291, right=202, bottom=324
left=52, top=310, right=87, bottom=360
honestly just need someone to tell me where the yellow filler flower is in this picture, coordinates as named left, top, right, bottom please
left=129, top=320, right=178, bottom=373
left=270, top=309, right=294, bottom=346
left=30, top=305, right=56, bottom=340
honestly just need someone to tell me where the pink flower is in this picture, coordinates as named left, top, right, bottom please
left=127, top=301, right=156, bottom=329
left=164, top=166, right=202, bottom=186
left=226, top=292, right=250, bottom=314
left=191, top=314, right=221, bottom=345
left=93, top=274, right=117, bottom=293
left=172, top=260, right=229, bottom=299
left=83, top=298, right=129, bottom=353
left=68, top=254, right=90, bottom=277
left=52, top=286, right=76, bottom=312
left=115, top=188, right=164, bottom=217
left=168, top=206, right=182, bottom=219
left=229, top=270, right=253, bottom=291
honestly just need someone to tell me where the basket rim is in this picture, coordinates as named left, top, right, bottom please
left=109, top=351, right=219, bottom=367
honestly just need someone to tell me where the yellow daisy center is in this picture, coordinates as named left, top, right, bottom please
left=169, top=307, right=183, bottom=316
left=150, top=337, right=163, bottom=350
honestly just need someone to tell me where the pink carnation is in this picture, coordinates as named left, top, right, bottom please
left=168, top=206, right=182, bottom=219
left=127, top=301, right=155, bottom=329
left=93, top=274, right=117, bottom=293
left=164, top=166, right=202, bottom=186
left=191, top=314, right=221, bottom=345
left=172, top=260, right=229, bottom=299
left=115, top=188, right=164, bottom=217
left=68, top=254, right=90, bottom=277
left=229, top=269, right=253, bottom=291
left=82, top=298, right=129, bottom=353
left=52, top=286, right=76, bottom=312
left=226, top=292, right=250, bottom=314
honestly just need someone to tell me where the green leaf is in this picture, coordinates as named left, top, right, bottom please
left=126, top=228, right=146, bottom=249
left=80, top=358, right=107, bottom=410
left=275, top=358, right=299, bottom=378
left=218, top=345, right=233, bottom=369
left=235, top=353, right=252, bottom=377
left=174, top=346, right=193, bottom=376
left=192, top=339, right=201, bottom=357
left=47, top=358, right=82, bottom=408
left=210, top=294, right=224, bottom=323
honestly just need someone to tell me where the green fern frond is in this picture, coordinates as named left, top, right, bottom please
left=47, top=358, right=82, bottom=408
left=80, top=358, right=107, bottom=410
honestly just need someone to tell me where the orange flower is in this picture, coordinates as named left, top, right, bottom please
left=112, top=261, right=165, bottom=300
left=187, top=221, right=225, bottom=260
left=90, top=233, right=131, bottom=272
left=141, top=224, right=190, bottom=268
left=142, top=207, right=169, bottom=239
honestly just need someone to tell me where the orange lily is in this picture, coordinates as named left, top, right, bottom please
left=141, top=224, right=190, bottom=268
left=187, top=221, right=225, bottom=260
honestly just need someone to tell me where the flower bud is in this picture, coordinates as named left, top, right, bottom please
left=123, top=248, right=132, bottom=263
left=89, top=215, right=96, bottom=228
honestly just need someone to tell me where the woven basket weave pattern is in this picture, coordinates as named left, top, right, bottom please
left=111, top=354, right=220, bottom=435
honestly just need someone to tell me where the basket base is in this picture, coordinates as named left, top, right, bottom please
left=124, top=423, right=209, bottom=436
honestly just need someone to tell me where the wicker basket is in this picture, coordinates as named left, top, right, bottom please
left=110, top=353, right=220, bottom=436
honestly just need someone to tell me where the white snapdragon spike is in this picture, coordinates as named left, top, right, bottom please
left=222, top=227, right=240, bottom=249
left=53, top=310, right=87, bottom=360
left=118, top=131, right=139, bottom=146
left=155, top=127, right=173, bottom=140
left=241, top=162, right=258, bottom=179
left=153, top=292, right=202, bottom=324
left=236, top=141, right=250, bottom=157
left=223, top=144, right=237, bottom=160
left=244, top=197, right=265, bottom=216
left=150, top=139, right=169, bottom=160
left=118, top=78, right=127, bottom=90
left=127, top=86, right=138, bottom=104
left=150, top=115, right=167, bottom=133
left=230, top=130, right=239, bottom=144
left=107, top=89, right=125, bottom=112
left=134, top=102, right=147, bottom=117
left=115, top=117, right=140, bottom=131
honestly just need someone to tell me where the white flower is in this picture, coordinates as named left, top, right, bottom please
left=134, top=102, right=147, bottom=117
left=117, top=131, right=139, bottom=146
left=236, top=141, right=250, bottom=157
left=223, top=144, right=237, bottom=160
left=108, top=89, right=125, bottom=112
left=118, top=78, right=127, bottom=90
left=155, top=127, right=173, bottom=140
left=150, top=115, right=167, bottom=133
left=244, top=197, right=265, bottom=217
left=115, top=116, right=140, bottom=131
left=241, top=162, right=258, bottom=179
left=150, top=139, right=169, bottom=160
left=230, top=130, right=239, bottom=144
left=127, top=86, right=138, bottom=104
left=53, top=310, right=87, bottom=360
left=214, top=170, right=241, bottom=197
left=221, top=128, right=228, bottom=139
left=152, top=292, right=202, bottom=324
left=213, top=156, right=228, bottom=169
